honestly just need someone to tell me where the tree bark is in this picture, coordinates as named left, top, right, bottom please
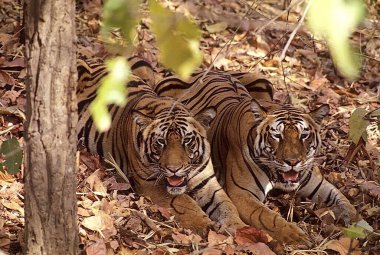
left=24, top=0, right=78, bottom=254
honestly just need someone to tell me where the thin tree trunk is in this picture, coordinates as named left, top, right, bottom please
left=24, top=0, right=78, bottom=254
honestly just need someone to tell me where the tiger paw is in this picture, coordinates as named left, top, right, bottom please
left=331, top=202, right=359, bottom=226
left=218, top=218, right=247, bottom=235
left=272, top=222, right=311, bottom=246
left=178, top=213, right=216, bottom=235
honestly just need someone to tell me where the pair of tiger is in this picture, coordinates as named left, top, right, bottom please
left=77, top=57, right=357, bottom=245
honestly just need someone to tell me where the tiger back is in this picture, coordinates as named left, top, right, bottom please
left=154, top=70, right=357, bottom=245
left=76, top=58, right=247, bottom=234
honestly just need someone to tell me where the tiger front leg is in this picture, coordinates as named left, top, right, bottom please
left=140, top=182, right=215, bottom=235
left=188, top=161, right=247, bottom=234
left=228, top=186, right=311, bottom=245
left=225, top=153, right=310, bottom=245
left=298, top=168, right=358, bottom=225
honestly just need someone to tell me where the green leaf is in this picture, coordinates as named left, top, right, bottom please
left=349, top=108, right=369, bottom=144
left=102, top=0, right=142, bottom=46
left=307, top=0, right=366, bottom=80
left=149, top=0, right=202, bottom=80
left=343, top=219, right=373, bottom=239
left=0, top=137, right=22, bottom=174
left=343, top=225, right=366, bottom=239
left=89, top=57, right=130, bottom=132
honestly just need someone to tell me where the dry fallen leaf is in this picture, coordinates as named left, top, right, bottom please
left=324, top=237, right=361, bottom=255
left=314, top=208, right=336, bottom=225
left=81, top=211, right=117, bottom=239
left=205, top=22, right=228, bottom=33
left=202, top=247, right=223, bottom=255
left=1, top=57, right=25, bottom=69
left=86, top=240, right=107, bottom=255
left=78, top=207, right=91, bottom=217
left=360, top=181, right=380, bottom=199
left=207, top=230, right=229, bottom=247
left=234, top=226, right=269, bottom=245
left=156, top=206, right=172, bottom=220
left=1, top=200, right=24, bottom=216
left=172, top=231, right=192, bottom=245
left=86, top=170, right=107, bottom=197
left=236, top=242, right=276, bottom=255
left=0, top=70, right=15, bottom=85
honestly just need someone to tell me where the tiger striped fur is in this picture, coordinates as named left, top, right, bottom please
left=153, top=70, right=357, bottom=244
left=76, top=58, right=247, bottom=234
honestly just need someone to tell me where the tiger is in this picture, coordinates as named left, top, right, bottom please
left=76, top=57, right=247, bottom=234
left=153, top=69, right=357, bottom=245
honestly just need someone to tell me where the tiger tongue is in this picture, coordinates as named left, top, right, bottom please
left=166, top=176, right=185, bottom=187
left=282, top=170, right=299, bottom=181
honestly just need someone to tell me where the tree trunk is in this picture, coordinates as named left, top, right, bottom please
left=24, top=0, right=78, bottom=254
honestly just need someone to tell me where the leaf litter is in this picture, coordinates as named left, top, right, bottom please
left=1, top=0, right=380, bottom=254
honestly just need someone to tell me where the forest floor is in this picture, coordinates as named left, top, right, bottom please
left=1, top=0, right=380, bottom=254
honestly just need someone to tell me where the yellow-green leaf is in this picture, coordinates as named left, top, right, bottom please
left=149, top=0, right=202, bottom=80
left=307, top=0, right=365, bottom=80
left=89, top=57, right=130, bottom=132
left=349, top=108, right=369, bottom=144
left=343, top=219, right=373, bottom=239
left=102, top=0, right=142, bottom=46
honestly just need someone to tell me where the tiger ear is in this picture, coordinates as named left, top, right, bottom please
left=250, top=99, right=266, bottom=122
left=194, top=107, right=216, bottom=129
left=132, top=110, right=153, bottom=130
left=309, top=104, right=330, bottom=124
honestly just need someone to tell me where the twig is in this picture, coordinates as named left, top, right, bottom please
left=355, top=53, right=380, bottom=62
left=290, top=250, right=328, bottom=255
left=130, top=208, right=162, bottom=234
left=279, top=0, right=313, bottom=61
left=255, top=0, right=305, bottom=34
left=104, top=153, right=133, bottom=191
left=0, top=125, right=15, bottom=135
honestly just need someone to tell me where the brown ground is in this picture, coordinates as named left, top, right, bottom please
left=0, top=0, right=379, bottom=254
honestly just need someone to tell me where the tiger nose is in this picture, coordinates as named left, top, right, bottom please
left=284, top=159, right=300, bottom=166
left=166, top=165, right=183, bottom=172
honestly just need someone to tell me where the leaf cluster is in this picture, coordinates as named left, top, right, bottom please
left=92, top=0, right=202, bottom=131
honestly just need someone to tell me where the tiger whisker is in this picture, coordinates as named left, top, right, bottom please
left=156, top=173, right=167, bottom=186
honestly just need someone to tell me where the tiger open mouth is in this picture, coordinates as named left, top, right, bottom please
left=279, top=170, right=300, bottom=182
left=166, top=176, right=186, bottom=187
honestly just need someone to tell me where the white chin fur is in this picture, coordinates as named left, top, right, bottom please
left=167, top=186, right=186, bottom=195
left=274, top=182, right=300, bottom=192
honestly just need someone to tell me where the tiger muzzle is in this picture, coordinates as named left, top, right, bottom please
left=160, top=132, right=191, bottom=191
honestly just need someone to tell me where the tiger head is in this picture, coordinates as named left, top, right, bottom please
left=250, top=100, right=330, bottom=191
left=132, top=105, right=216, bottom=195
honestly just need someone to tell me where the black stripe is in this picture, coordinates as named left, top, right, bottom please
left=130, top=59, right=153, bottom=70
left=327, top=192, right=338, bottom=207
left=188, top=174, right=216, bottom=197
left=324, top=189, right=333, bottom=205
left=307, top=178, right=324, bottom=200
left=201, top=188, right=222, bottom=212
left=208, top=201, right=227, bottom=218
left=299, top=172, right=312, bottom=189
left=231, top=172, right=260, bottom=200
